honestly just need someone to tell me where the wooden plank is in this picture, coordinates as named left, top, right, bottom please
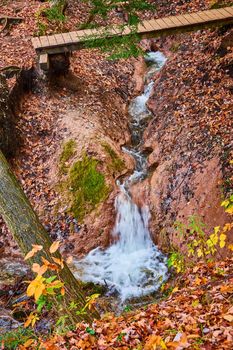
left=39, top=53, right=49, bottom=71
left=39, top=36, right=50, bottom=48
left=187, top=13, right=205, bottom=23
left=196, top=12, right=213, bottom=22
left=138, top=20, right=157, bottom=32
left=202, top=10, right=220, bottom=19
left=66, top=31, right=79, bottom=43
left=166, top=16, right=184, bottom=27
left=47, top=35, right=58, bottom=47
left=153, top=18, right=168, bottom=29
left=223, top=7, right=233, bottom=16
left=52, top=34, right=65, bottom=45
left=217, top=8, right=233, bottom=17
left=61, top=32, right=73, bottom=44
left=161, top=16, right=177, bottom=28
left=148, top=19, right=164, bottom=30
left=175, top=14, right=193, bottom=25
left=31, top=37, right=42, bottom=49
left=210, top=9, right=229, bottom=19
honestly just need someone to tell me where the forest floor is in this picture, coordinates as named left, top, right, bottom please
left=0, top=0, right=233, bottom=349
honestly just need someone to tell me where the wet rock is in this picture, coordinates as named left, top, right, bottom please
left=0, top=258, right=29, bottom=288
left=0, top=309, right=21, bottom=334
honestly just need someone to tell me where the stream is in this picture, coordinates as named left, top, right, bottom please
left=74, top=52, right=168, bottom=302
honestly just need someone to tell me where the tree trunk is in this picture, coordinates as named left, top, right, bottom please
left=0, top=74, right=18, bottom=157
left=0, top=150, right=99, bottom=324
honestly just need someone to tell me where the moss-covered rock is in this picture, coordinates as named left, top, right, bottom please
left=61, top=154, right=109, bottom=221
left=59, top=139, right=76, bottom=174
left=102, top=143, right=125, bottom=176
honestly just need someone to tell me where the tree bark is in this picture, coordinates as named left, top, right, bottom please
left=0, top=150, right=99, bottom=324
left=0, top=74, right=18, bottom=157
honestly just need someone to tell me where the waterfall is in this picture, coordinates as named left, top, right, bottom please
left=73, top=51, right=168, bottom=302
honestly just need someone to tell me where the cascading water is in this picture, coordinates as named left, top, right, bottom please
left=74, top=51, right=168, bottom=302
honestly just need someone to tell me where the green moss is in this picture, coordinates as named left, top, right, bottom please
left=59, top=139, right=76, bottom=174
left=68, top=154, right=109, bottom=221
left=102, top=143, right=125, bottom=175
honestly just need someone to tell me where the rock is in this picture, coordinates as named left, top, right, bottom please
left=0, top=309, right=21, bottom=334
left=0, top=258, right=29, bottom=288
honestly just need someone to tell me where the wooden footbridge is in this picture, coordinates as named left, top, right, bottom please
left=32, top=6, right=233, bottom=70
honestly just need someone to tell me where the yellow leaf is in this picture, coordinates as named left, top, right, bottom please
left=34, top=283, right=45, bottom=301
left=171, top=287, right=179, bottom=294
left=223, top=314, right=233, bottom=322
left=219, top=240, right=226, bottom=248
left=220, top=233, right=227, bottom=241
left=226, top=206, right=233, bottom=214
left=228, top=244, right=233, bottom=251
left=221, top=200, right=229, bottom=207
left=49, top=241, right=61, bottom=254
left=24, top=312, right=35, bottom=328
left=197, top=249, right=203, bottom=257
left=27, top=283, right=36, bottom=297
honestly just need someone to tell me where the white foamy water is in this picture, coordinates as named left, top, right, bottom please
left=73, top=51, right=168, bottom=301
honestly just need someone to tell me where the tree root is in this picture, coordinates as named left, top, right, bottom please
left=0, top=17, right=23, bottom=33
left=0, top=66, right=21, bottom=79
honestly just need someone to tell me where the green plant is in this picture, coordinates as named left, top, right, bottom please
left=0, top=328, right=36, bottom=350
left=175, top=215, right=233, bottom=261
left=36, top=21, right=47, bottom=36
left=43, top=5, right=66, bottom=22
left=221, top=194, right=233, bottom=214
left=22, top=241, right=99, bottom=331
left=79, top=0, right=154, bottom=59
left=102, top=143, right=125, bottom=175
left=167, top=251, right=185, bottom=273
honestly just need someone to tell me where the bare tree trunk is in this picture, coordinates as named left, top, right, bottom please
left=0, top=150, right=99, bottom=324
left=0, top=74, right=18, bottom=157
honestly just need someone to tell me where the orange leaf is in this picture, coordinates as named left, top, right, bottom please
left=61, top=287, right=65, bottom=296
left=32, top=244, right=43, bottom=252
left=38, top=264, right=48, bottom=276
left=52, top=257, right=64, bottom=269
left=24, top=249, right=36, bottom=260
left=49, top=241, right=61, bottom=254
left=32, top=263, right=41, bottom=273
left=22, top=339, right=35, bottom=348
